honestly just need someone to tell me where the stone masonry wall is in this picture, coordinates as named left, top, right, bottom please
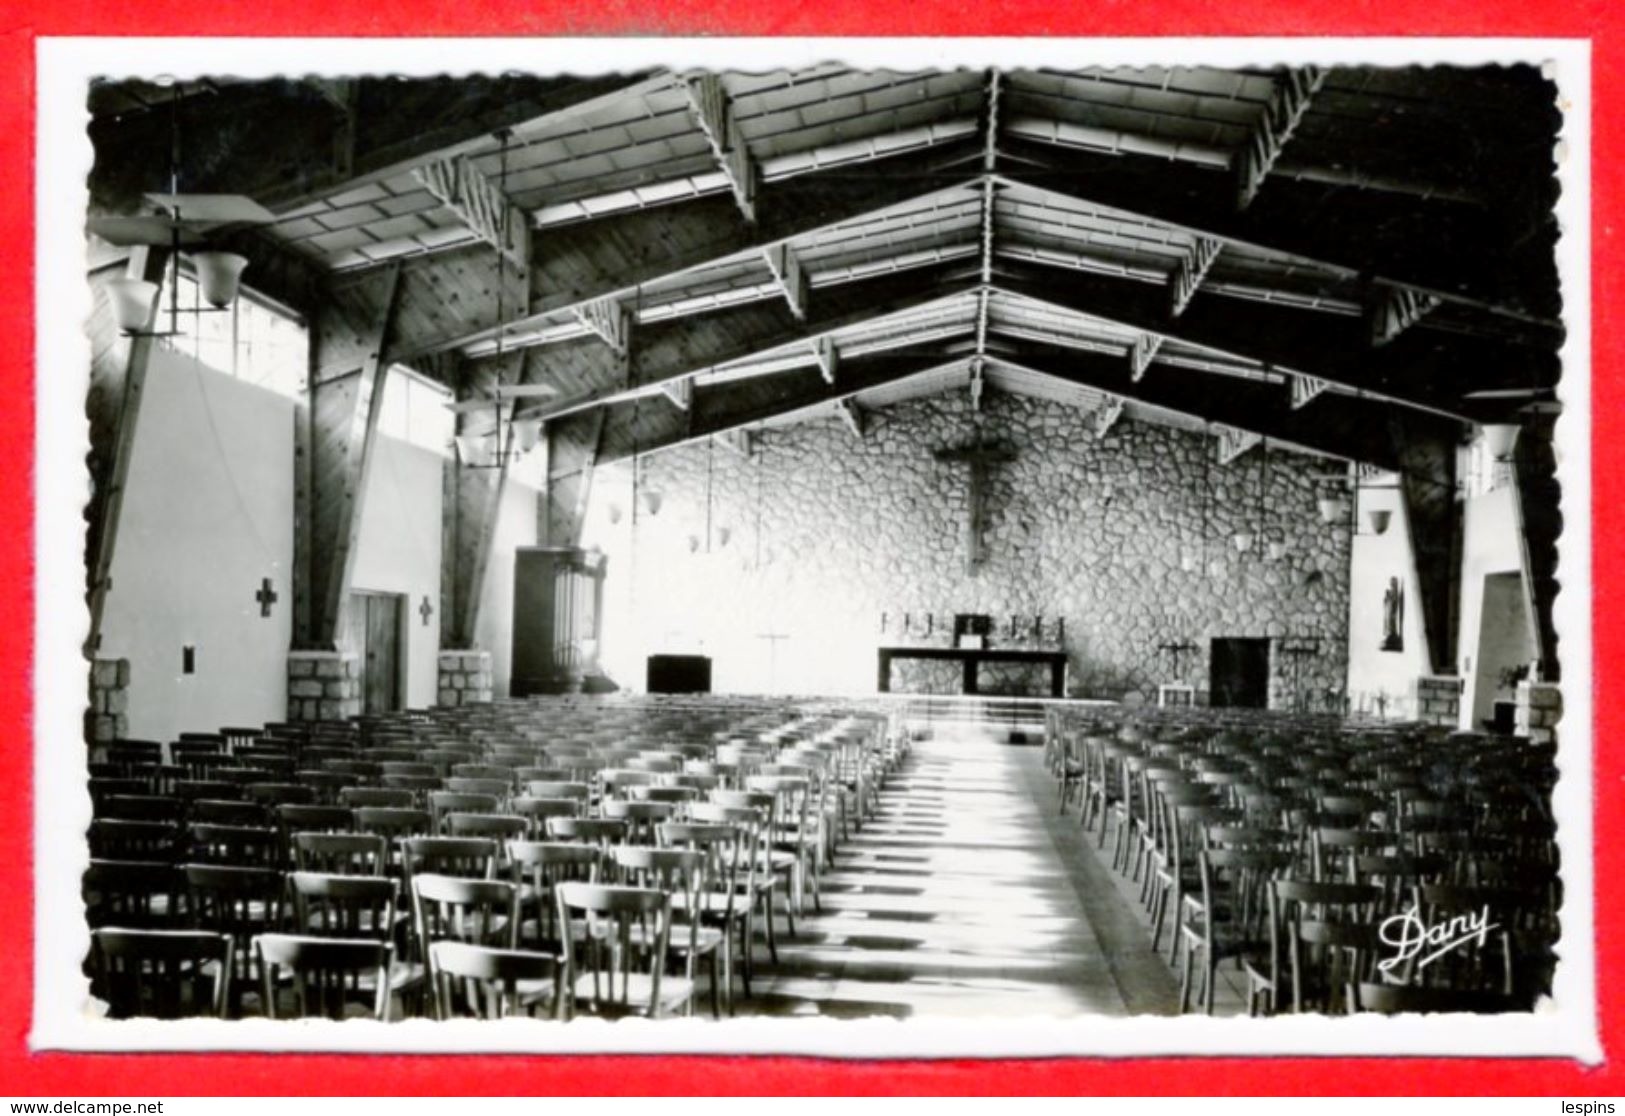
left=587, top=393, right=1352, bottom=707
left=1515, top=680, right=1561, bottom=745
left=86, top=657, right=131, bottom=746
left=438, top=650, right=494, bottom=707
left=1414, top=675, right=1464, bottom=727
left=286, top=650, right=362, bottom=723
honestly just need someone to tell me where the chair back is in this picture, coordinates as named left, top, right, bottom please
left=255, top=934, right=392, bottom=1020
left=555, top=882, right=673, bottom=1019
left=428, top=941, right=559, bottom=1020
left=92, top=928, right=231, bottom=1019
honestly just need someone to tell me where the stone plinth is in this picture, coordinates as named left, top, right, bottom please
left=1515, top=680, right=1562, bottom=744
left=438, top=649, right=494, bottom=707
left=287, top=651, right=362, bottom=723
left=86, top=657, right=131, bottom=746
left=1414, top=675, right=1463, bottom=727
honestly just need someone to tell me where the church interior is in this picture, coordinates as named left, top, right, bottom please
left=78, top=62, right=1565, bottom=1023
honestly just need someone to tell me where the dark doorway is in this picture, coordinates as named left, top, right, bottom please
left=1209, top=637, right=1270, bottom=709
left=347, top=591, right=404, bottom=714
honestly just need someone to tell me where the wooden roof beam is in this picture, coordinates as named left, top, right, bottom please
left=394, top=156, right=983, bottom=363
left=1290, top=372, right=1330, bottom=409
left=685, top=73, right=756, bottom=223
left=571, top=298, right=631, bottom=356
left=1236, top=67, right=1326, bottom=210
left=412, top=152, right=529, bottom=270
left=992, top=156, right=1562, bottom=325
left=995, top=267, right=1543, bottom=424
left=1130, top=333, right=1163, bottom=382
left=511, top=269, right=977, bottom=425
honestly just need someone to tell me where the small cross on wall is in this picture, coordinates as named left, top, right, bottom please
left=419, top=596, right=435, bottom=627
left=255, top=577, right=278, bottom=618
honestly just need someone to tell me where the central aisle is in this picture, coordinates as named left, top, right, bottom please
left=741, top=731, right=1180, bottom=1018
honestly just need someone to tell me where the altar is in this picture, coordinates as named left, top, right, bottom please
left=876, top=645, right=1069, bottom=697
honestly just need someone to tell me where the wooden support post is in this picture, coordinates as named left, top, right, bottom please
left=1391, top=421, right=1462, bottom=675
left=84, top=246, right=170, bottom=655
left=308, top=264, right=403, bottom=648
left=545, top=408, right=607, bottom=549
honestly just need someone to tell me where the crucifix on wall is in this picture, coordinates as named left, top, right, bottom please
left=254, top=577, right=278, bottom=618
left=934, top=435, right=1017, bottom=574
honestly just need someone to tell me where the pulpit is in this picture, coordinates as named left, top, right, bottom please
left=511, top=547, right=606, bottom=696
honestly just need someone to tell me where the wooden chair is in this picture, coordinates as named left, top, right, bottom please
left=1262, top=879, right=1381, bottom=1016
left=183, top=863, right=284, bottom=1016
left=255, top=934, right=393, bottom=1020
left=660, top=820, right=750, bottom=1010
left=91, top=928, right=231, bottom=1019
left=429, top=792, right=500, bottom=833
left=555, top=883, right=693, bottom=1020
left=84, top=859, right=178, bottom=929
left=88, top=819, right=178, bottom=863
left=341, top=787, right=415, bottom=810
left=611, top=845, right=725, bottom=1018
left=187, top=823, right=280, bottom=868
left=1178, top=847, right=1292, bottom=1014
left=1355, top=981, right=1519, bottom=1015
left=99, top=795, right=183, bottom=824
left=429, top=941, right=560, bottom=1020
left=402, top=837, right=497, bottom=882
left=508, top=841, right=601, bottom=951
left=294, top=833, right=390, bottom=876
left=411, top=873, right=519, bottom=971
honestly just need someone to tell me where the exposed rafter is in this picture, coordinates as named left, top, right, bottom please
left=835, top=398, right=867, bottom=439
left=1291, top=372, right=1331, bottom=410
left=763, top=242, right=808, bottom=320
left=412, top=153, right=528, bottom=269
left=1236, top=67, right=1326, bottom=210
left=1215, top=425, right=1263, bottom=465
left=1091, top=396, right=1125, bottom=438
left=1130, top=333, right=1163, bottom=382
left=1370, top=285, right=1444, bottom=346
left=1170, top=236, right=1223, bottom=317
left=572, top=298, right=630, bottom=356
left=996, top=271, right=1505, bottom=425
left=685, top=72, right=756, bottom=223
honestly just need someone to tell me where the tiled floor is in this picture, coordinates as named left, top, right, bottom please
left=735, top=730, right=1181, bottom=1018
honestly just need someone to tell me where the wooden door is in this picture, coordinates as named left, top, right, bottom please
left=1209, top=637, right=1270, bottom=709
left=350, top=592, right=404, bottom=714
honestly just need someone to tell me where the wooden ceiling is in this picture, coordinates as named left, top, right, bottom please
left=86, top=63, right=1564, bottom=470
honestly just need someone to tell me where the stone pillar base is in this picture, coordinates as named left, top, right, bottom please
left=438, top=650, right=494, bottom=707
left=1515, top=680, right=1561, bottom=744
left=1414, top=675, right=1463, bottom=727
left=86, top=657, right=131, bottom=746
left=287, top=651, right=363, bottom=723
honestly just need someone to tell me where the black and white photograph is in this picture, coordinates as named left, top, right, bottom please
left=37, top=38, right=1594, bottom=1056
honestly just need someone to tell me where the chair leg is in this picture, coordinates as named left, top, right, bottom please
left=1179, top=941, right=1195, bottom=1014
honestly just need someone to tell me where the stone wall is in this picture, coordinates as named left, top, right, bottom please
left=1414, top=674, right=1464, bottom=727
left=438, top=650, right=494, bottom=707
left=586, top=393, right=1351, bottom=707
left=1515, top=680, right=1561, bottom=744
left=85, top=657, right=130, bottom=746
left=286, top=651, right=362, bottom=723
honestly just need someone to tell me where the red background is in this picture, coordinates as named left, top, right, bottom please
left=6, top=3, right=1617, bottom=1094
